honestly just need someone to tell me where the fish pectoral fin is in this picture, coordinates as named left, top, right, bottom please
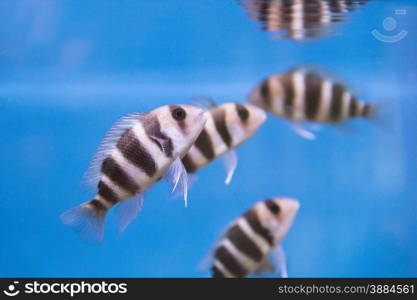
left=163, top=157, right=190, bottom=207
left=149, top=135, right=172, bottom=156
left=221, top=150, right=238, bottom=185
left=254, top=257, right=275, bottom=276
left=254, top=246, right=288, bottom=278
left=290, top=122, right=321, bottom=140
left=116, top=193, right=145, bottom=233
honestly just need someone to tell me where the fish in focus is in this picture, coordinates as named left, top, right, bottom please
left=209, top=197, right=299, bottom=278
left=181, top=102, right=266, bottom=184
left=61, top=104, right=208, bottom=242
left=242, top=0, right=370, bottom=40
left=249, top=67, right=375, bottom=139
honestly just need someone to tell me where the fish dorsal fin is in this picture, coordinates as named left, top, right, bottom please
left=163, top=157, right=190, bottom=207
left=289, top=64, right=353, bottom=90
left=254, top=245, right=288, bottom=278
left=189, top=96, right=217, bottom=109
left=83, top=112, right=146, bottom=188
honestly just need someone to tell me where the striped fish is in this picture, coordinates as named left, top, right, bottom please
left=181, top=102, right=266, bottom=184
left=61, top=104, right=208, bottom=242
left=210, top=198, right=299, bottom=278
left=249, top=67, right=374, bottom=139
left=242, top=0, right=369, bottom=40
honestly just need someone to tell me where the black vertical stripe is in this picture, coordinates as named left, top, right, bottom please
left=349, top=97, right=359, bottom=117
left=211, top=107, right=232, bottom=148
left=89, top=198, right=107, bottom=212
left=211, top=266, right=226, bottom=278
left=214, top=246, right=247, bottom=278
left=194, top=129, right=215, bottom=161
left=244, top=210, right=274, bottom=246
left=330, top=83, right=345, bottom=122
left=259, top=79, right=272, bottom=109
left=235, top=103, right=250, bottom=123
left=101, top=157, right=140, bottom=194
left=143, top=116, right=173, bottom=157
left=282, top=73, right=295, bottom=118
left=304, top=72, right=322, bottom=121
left=181, top=154, right=198, bottom=173
left=97, top=181, right=119, bottom=205
left=117, top=129, right=157, bottom=177
left=227, top=224, right=264, bottom=262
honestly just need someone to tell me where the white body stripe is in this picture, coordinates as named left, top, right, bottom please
left=222, top=238, right=258, bottom=272
left=223, top=103, right=247, bottom=148
left=341, top=91, right=352, bottom=120
left=95, top=194, right=113, bottom=209
left=316, top=80, right=333, bottom=122
left=205, top=114, right=229, bottom=157
left=357, top=101, right=365, bottom=116
left=213, top=259, right=234, bottom=278
left=236, top=218, right=270, bottom=254
left=320, top=0, right=331, bottom=24
left=100, top=175, right=131, bottom=199
left=255, top=202, right=281, bottom=246
left=111, top=148, right=150, bottom=187
left=339, top=1, right=348, bottom=13
left=292, top=71, right=306, bottom=120
left=291, top=0, right=304, bottom=40
left=186, top=145, right=207, bottom=168
left=269, top=78, right=286, bottom=117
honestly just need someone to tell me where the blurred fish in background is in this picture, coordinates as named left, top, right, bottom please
left=182, top=101, right=266, bottom=185
left=248, top=66, right=377, bottom=139
left=241, top=0, right=370, bottom=40
left=207, top=198, right=300, bottom=278
left=61, top=105, right=208, bottom=242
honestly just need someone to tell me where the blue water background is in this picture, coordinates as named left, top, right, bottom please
left=1, top=0, right=416, bottom=277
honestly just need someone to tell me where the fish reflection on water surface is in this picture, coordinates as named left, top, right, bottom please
left=241, top=0, right=370, bottom=40
left=248, top=66, right=377, bottom=139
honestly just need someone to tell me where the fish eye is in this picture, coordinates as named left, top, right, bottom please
left=265, top=200, right=280, bottom=215
left=171, top=107, right=186, bottom=121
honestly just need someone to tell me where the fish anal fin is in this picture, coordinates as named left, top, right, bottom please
left=117, top=193, right=145, bottom=233
left=254, top=246, right=288, bottom=278
left=222, top=150, right=238, bottom=185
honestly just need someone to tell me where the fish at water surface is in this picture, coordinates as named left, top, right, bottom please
left=209, top=197, right=300, bottom=278
left=181, top=102, right=266, bottom=185
left=61, top=104, right=208, bottom=242
left=248, top=67, right=376, bottom=139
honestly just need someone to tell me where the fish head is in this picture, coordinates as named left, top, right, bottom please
left=263, top=197, right=300, bottom=245
left=152, top=104, right=208, bottom=157
left=248, top=74, right=284, bottom=112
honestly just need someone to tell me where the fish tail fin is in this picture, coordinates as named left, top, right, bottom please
left=364, top=100, right=395, bottom=131
left=60, top=199, right=107, bottom=243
